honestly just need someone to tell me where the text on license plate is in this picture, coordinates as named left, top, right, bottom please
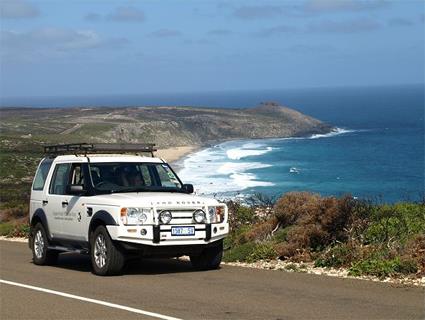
left=171, top=226, right=195, bottom=236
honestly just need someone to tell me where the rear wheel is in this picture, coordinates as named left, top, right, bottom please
left=190, top=241, right=223, bottom=270
left=31, top=223, right=58, bottom=265
left=90, top=225, right=125, bottom=276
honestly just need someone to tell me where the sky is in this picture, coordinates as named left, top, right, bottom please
left=0, top=0, right=424, bottom=98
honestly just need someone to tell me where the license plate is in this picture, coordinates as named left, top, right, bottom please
left=171, top=226, right=195, bottom=236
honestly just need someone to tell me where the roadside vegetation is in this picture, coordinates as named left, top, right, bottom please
left=223, top=192, right=425, bottom=279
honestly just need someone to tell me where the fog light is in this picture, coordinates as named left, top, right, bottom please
left=140, top=228, right=147, bottom=236
left=193, top=209, right=206, bottom=223
left=213, top=227, right=217, bottom=234
left=159, top=210, right=172, bottom=224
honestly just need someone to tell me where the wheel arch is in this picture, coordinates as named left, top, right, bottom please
left=30, top=209, right=51, bottom=238
left=88, top=210, right=118, bottom=241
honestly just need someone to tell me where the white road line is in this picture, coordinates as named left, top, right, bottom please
left=0, top=279, right=182, bottom=320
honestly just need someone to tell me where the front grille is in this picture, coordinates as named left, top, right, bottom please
left=157, top=208, right=201, bottom=225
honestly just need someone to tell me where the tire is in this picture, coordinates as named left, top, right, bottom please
left=190, top=240, right=223, bottom=270
left=90, top=225, right=125, bottom=276
left=31, top=223, right=58, bottom=265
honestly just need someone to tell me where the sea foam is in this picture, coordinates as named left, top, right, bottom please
left=178, top=128, right=356, bottom=196
left=178, top=141, right=275, bottom=195
left=309, top=128, right=355, bottom=139
left=227, top=145, right=273, bottom=160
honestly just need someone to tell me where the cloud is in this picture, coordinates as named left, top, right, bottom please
left=207, top=29, right=233, bottom=36
left=84, top=12, right=102, bottom=22
left=1, top=27, right=128, bottom=61
left=233, top=5, right=283, bottom=19
left=307, top=19, right=381, bottom=33
left=0, top=0, right=39, bottom=19
left=107, top=6, right=145, bottom=22
left=255, top=25, right=297, bottom=37
left=149, top=29, right=181, bottom=38
left=302, top=0, right=390, bottom=13
left=388, top=18, right=414, bottom=27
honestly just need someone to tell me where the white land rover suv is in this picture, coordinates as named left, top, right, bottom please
left=29, top=143, right=229, bottom=276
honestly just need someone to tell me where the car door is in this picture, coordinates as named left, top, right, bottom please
left=44, top=162, right=72, bottom=239
left=61, top=163, right=89, bottom=242
left=30, top=158, right=53, bottom=222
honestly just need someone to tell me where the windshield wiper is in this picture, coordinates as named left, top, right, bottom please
left=112, top=186, right=149, bottom=193
left=111, top=186, right=186, bottom=193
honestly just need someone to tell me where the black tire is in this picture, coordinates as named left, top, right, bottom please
left=190, top=241, right=223, bottom=270
left=90, top=225, right=125, bottom=276
left=31, top=223, right=58, bottom=265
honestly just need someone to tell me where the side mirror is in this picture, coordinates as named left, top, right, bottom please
left=67, top=184, right=86, bottom=195
left=182, top=184, right=194, bottom=194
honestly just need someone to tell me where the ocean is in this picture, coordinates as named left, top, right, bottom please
left=2, top=85, right=424, bottom=203
left=176, top=85, right=425, bottom=203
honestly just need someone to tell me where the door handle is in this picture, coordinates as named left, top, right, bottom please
left=62, top=201, right=69, bottom=206
left=42, top=200, right=48, bottom=206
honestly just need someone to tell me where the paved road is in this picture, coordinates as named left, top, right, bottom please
left=1, top=240, right=424, bottom=320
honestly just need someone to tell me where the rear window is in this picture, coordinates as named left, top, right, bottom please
left=32, top=158, right=53, bottom=191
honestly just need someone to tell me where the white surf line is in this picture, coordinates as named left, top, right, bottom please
left=0, top=279, right=182, bottom=320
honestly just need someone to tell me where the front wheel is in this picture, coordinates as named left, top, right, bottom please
left=31, top=223, right=58, bottom=265
left=190, top=241, right=223, bottom=270
left=90, top=225, right=125, bottom=276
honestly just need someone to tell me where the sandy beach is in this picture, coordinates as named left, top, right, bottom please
left=155, top=145, right=200, bottom=163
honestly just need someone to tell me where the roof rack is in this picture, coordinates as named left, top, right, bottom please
left=44, top=143, right=157, bottom=157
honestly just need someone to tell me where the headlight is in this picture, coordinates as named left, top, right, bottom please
left=208, top=207, right=216, bottom=221
left=208, top=206, right=225, bottom=223
left=120, top=208, right=150, bottom=225
left=159, top=210, right=172, bottom=224
left=193, top=209, right=206, bottom=223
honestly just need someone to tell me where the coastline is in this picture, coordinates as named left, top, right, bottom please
left=156, top=145, right=202, bottom=165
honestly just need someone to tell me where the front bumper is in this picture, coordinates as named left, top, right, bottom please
left=107, top=222, right=229, bottom=246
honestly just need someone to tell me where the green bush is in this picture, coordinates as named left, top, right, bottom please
left=364, top=203, right=425, bottom=245
left=247, top=243, right=277, bottom=262
left=0, top=221, right=29, bottom=238
left=0, top=222, right=14, bottom=236
left=223, top=242, right=257, bottom=262
left=227, top=201, right=257, bottom=231
left=315, top=243, right=357, bottom=268
left=272, top=226, right=291, bottom=243
left=235, top=206, right=257, bottom=225
left=348, top=257, right=418, bottom=278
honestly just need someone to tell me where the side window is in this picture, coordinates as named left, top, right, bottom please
left=70, top=164, right=84, bottom=185
left=33, top=158, right=53, bottom=191
left=49, top=163, right=71, bottom=195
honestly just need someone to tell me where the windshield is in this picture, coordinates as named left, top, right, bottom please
left=88, top=162, right=183, bottom=193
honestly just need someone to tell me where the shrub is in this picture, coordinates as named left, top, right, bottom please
left=227, top=201, right=257, bottom=230
left=274, top=242, right=312, bottom=262
left=0, top=205, right=29, bottom=222
left=0, top=220, right=30, bottom=238
left=272, top=226, right=292, bottom=243
left=0, top=222, right=14, bottom=236
left=349, top=257, right=418, bottom=278
left=273, top=192, right=355, bottom=254
left=223, top=242, right=257, bottom=262
left=242, top=218, right=278, bottom=243
left=247, top=242, right=277, bottom=262
left=232, top=225, right=253, bottom=245
left=402, top=234, right=425, bottom=275
left=362, top=203, right=425, bottom=250
left=274, top=192, right=321, bottom=226
left=315, top=243, right=360, bottom=268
